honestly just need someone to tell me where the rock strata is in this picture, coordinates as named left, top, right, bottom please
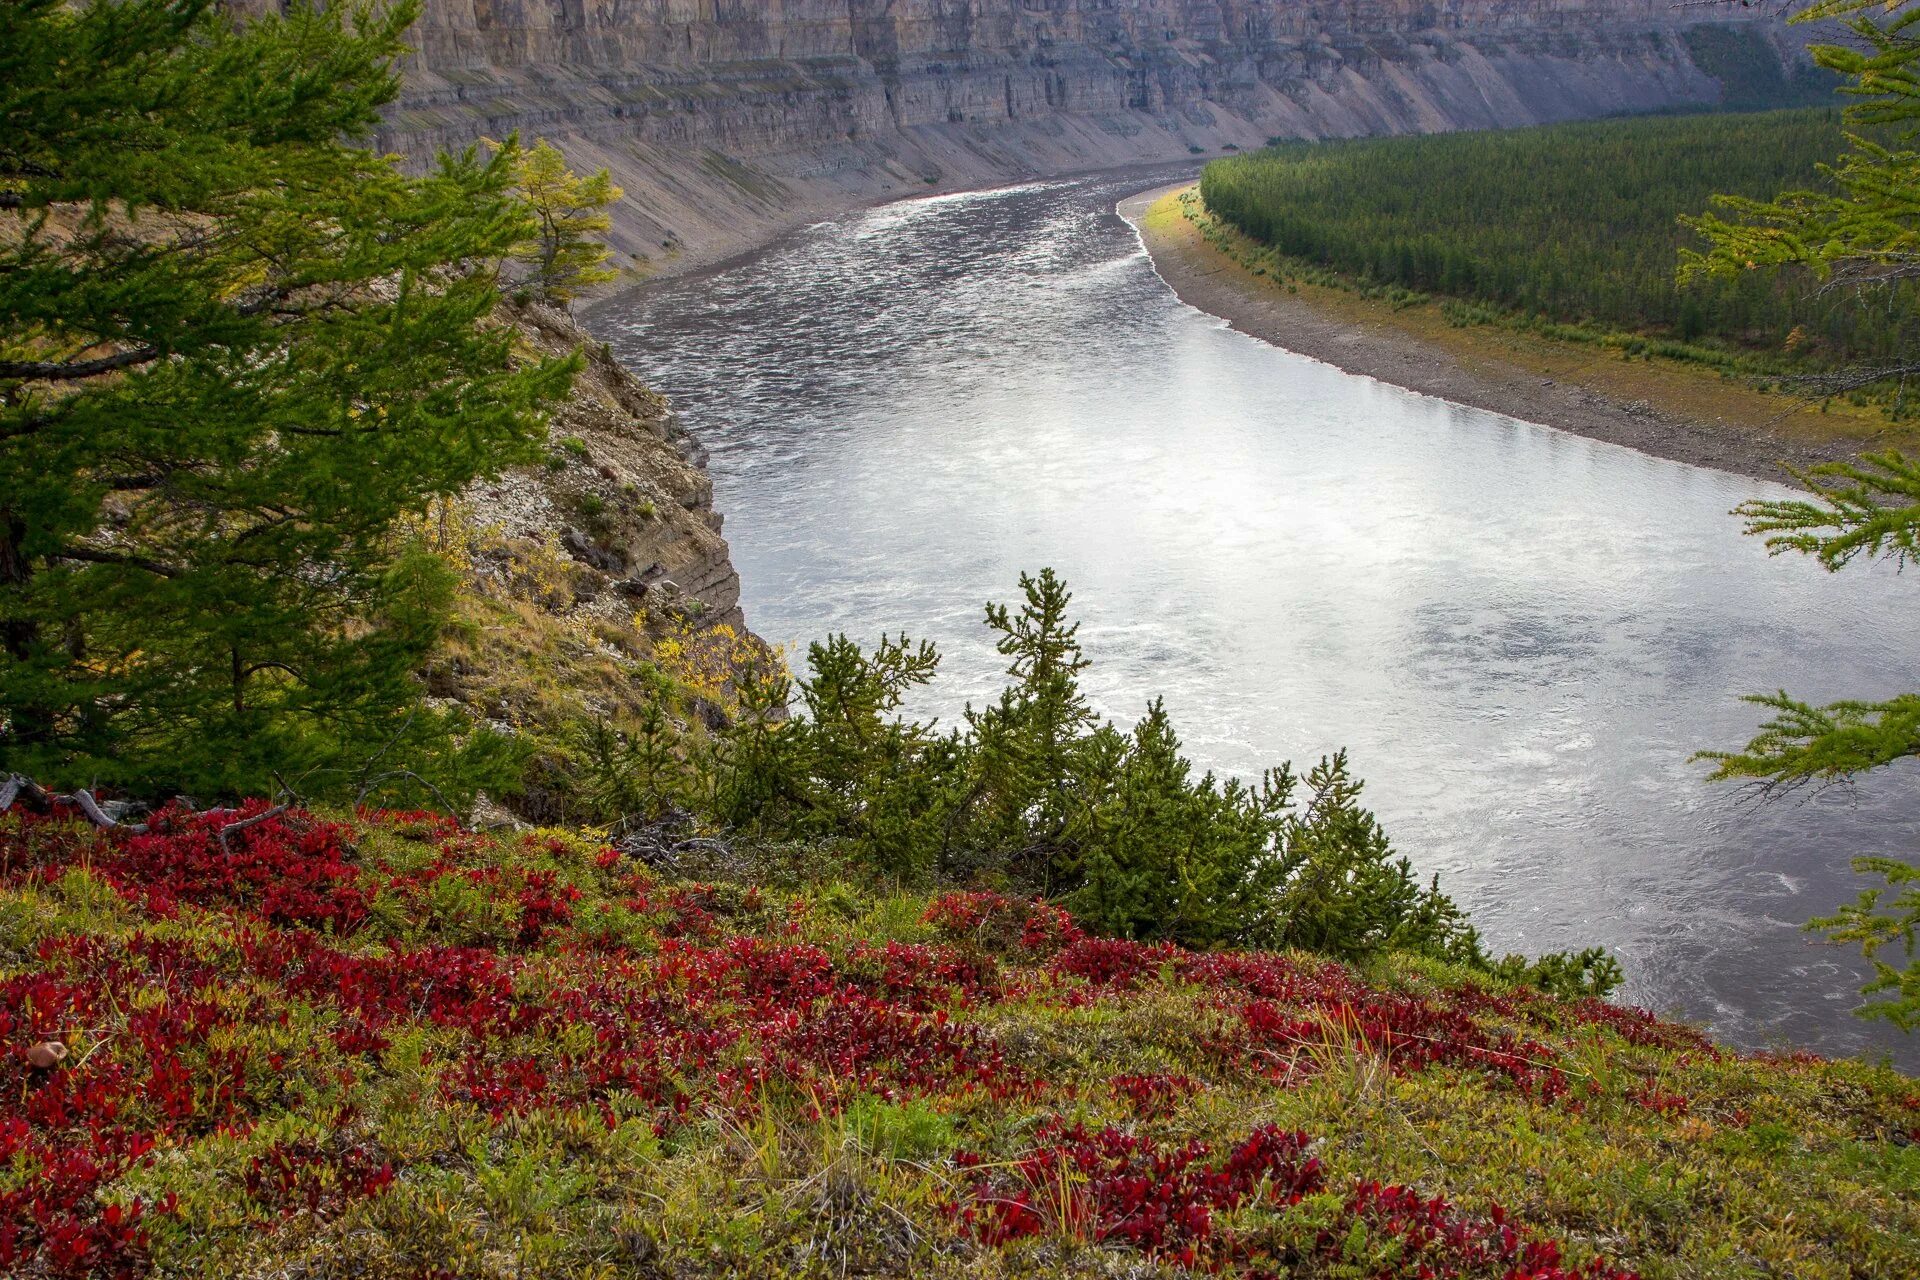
left=468, top=304, right=746, bottom=633
left=373, top=1, right=1809, bottom=273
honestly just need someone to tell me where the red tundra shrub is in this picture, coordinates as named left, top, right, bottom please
left=1109, top=1072, right=1203, bottom=1118
left=1340, top=1181, right=1638, bottom=1280
left=12, top=804, right=371, bottom=932
left=244, top=1136, right=395, bottom=1218
left=1, top=805, right=1892, bottom=1278
left=1234, top=989, right=1571, bottom=1103
left=1051, top=936, right=1184, bottom=990
left=922, top=890, right=1085, bottom=957
left=845, top=940, right=1002, bottom=1009
left=1565, top=998, right=1717, bottom=1055
left=950, top=1121, right=1323, bottom=1265
left=1627, top=1082, right=1691, bottom=1117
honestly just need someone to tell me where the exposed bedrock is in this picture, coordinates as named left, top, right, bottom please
left=371, top=1, right=1811, bottom=272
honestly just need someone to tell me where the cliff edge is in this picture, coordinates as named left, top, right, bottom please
left=375, top=0, right=1815, bottom=274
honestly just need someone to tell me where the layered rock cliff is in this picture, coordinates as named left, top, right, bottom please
left=374, top=1, right=1811, bottom=725
left=377, top=1, right=1812, bottom=273
left=419, top=304, right=753, bottom=780
left=474, top=305, right=743, bottom=634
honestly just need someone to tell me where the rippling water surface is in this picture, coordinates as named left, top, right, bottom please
left=598, top=169, right=1920, bottom=1068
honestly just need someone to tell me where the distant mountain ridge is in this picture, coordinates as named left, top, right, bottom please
left=364, top=1, right=1814, bottom=273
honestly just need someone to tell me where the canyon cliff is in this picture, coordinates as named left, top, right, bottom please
left=359, top=1, right=1811, bottom=662
left=377, top=1, right=1811, bottom=272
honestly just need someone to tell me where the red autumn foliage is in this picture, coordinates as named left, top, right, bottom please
left=1564, top=998, right=1718, bottom=1055
left=950, top=1121, right=1323, bottom=1266
left=0, top=807, right=1721, bottom=1277
left=1627, top=1083, right=1691, bottom=1117
left=1051, top=936, right=1184, bottom=989
left=950, top=1126, right=1637, bottom=1280
left=1341, top=1182, right=1637, bottom=1280
left=922, top=889, right=1085, bottom=957
left=1109, top=1071, right=1204, bottom=1118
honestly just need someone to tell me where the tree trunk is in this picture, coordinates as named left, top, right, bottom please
left=0, top=508, right=53, bottom=747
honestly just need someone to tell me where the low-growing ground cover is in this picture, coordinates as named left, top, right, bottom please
left=1, top=808, right=1915, bottom=1278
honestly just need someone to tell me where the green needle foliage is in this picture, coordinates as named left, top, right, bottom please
left=582, top=570, right=1619, bottom=994
left=964, top=568, right=1099, bottom=881
left=1199, top=109, right=1902, bottom=367
left=1068, top=699, right=1295, bottom=948
left=513, top=139, right=623, bottom=306
left=0, top=0, right=576, bottom=801
left=1809, top=857, right=1920, bottom=1032
left=1692, top=0, right=1920, bottom=1031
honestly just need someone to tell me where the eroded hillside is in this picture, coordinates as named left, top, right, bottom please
left=366, top=0, right=1812, bottom=271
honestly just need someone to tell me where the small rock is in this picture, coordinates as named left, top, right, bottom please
left=471, top=793, right=529, bottom=832
left=26, top=1041, right=67, bottom=1070
left=561, top=528, right=625, bottom=574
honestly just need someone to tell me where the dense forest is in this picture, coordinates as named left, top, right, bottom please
left=1199, top=109, right=1916, bottom=374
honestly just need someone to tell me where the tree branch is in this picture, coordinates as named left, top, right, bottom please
left=218, top=801, right=291, bottom=849
left=52, top=545, right=184, bottom=578
left=0, top=775, right=151, bottom=834
left=1780, top=361, right=1920, bottom=398
left=0, top=347, right=159, bottom=381
left=355, top=768, right=463, bottom=823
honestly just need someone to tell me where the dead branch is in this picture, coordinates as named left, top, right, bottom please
left=0, top=774, right=150, bottom=833
left=0, top=347, right=159, bottom=381
left=217, top=801, right=291, bottom=850
left=0, top=772, right=317, bottom=843
left=353, top=768, right=466, bottom=827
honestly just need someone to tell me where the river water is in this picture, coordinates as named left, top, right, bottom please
left=597, top=168, right=1920, bottom=1069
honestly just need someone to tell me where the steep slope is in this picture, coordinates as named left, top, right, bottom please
left=477, top=304, right=743, bottom=633
left=376, top=1, right=1815, bottom=272
left=409, top=305, right=756, bottom=809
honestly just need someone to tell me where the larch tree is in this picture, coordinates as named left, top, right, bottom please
left=0, top=0, right=577, bottom=802
left=1688, top=0, right=1920, bottom=1030
left=513, top=139, right=624, bottom=306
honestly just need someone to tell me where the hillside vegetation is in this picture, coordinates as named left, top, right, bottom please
left=2, top=806, right=1916, bottom=1279
left=1199, top=110, right=1917, bottom=399
left=7, top=5, right=1920, bottom=1278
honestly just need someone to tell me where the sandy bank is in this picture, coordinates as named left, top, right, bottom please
left=1120, top=185, right=1895, bottom=485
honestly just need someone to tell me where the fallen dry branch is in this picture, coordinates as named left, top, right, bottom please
left=0, top=773, right=301, bottom=843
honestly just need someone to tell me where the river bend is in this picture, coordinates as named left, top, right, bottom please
left=598, top=170, right=1920, bottom=1068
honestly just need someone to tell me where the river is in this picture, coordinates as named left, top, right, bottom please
left=596, top=168, right=1920, bottom=1069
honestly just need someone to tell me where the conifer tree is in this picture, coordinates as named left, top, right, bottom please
left=1070, top=701, right=1294, bottom=948
left=513, top=139, right=623, bottom=306
left=963, top=568, right=1098, bottom=884
left=1269, top=752, right=1476, bottom=962
left=1690, top=0, right=1920, bottom=1030
left=0, top=0, right=576, bottom=800
left=790, top=631, right=957, bottom=872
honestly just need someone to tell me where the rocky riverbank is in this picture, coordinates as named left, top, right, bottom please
left=1122, top=185, right=1891, bottom=484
